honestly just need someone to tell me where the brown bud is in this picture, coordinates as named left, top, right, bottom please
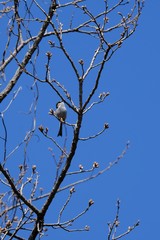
left=99, top=91, right=110, bottom=100
left=19, top=165, right=23, bottom=171
left=70, top=186, right=75, bottom=193
left=48, top=109, right=54, bottom=115
left=6, top=220, right=12, bottom=228
left=32, top=165, right=36, bottom=174
left=0, top=227, right=6, bottom=233
left=79, top=164, right=83, bottom=170
left=115, top=220, right=120, bottom=227
left=88, top=199, right=94, bottom=207
left=128, top=226, right=132, bottom=231
left=85, top=225, right=90, bottom=231
left=104, top=16, right=109, bottom=23
left=38, top=125, right=44, bottom=132
left=93, top=162, right=99, bottom=168
left=136, top=220, right=140, bottom=226
left=46, top=51, right=52, bottom=59
left=66, top=93, right=71, bottom=99
left=13, top=216, right=18, bottom=222
left=27, top=177, right=32, bottom=182
left=48, top=40, right=55, bottom=47
left=104, top=123, right=109, bottom=129
left=79, top=59, right=84, bottom=65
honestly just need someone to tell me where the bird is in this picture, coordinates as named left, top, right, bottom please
left=54, top=101, right=67, bottom=137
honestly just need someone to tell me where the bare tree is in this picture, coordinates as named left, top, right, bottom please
left=0, top=0, right=144, bottom=239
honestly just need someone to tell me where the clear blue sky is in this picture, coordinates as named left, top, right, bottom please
left=0, top=1, right=160, bottom=239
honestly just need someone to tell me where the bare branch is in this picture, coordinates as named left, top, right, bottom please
left=0, top=1, right=58, bottom=103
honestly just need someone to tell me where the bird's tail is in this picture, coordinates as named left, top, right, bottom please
left=57, top=122, right=63, bottom=137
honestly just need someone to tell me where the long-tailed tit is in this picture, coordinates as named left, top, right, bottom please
left=54, top=101, right=67, bottom=137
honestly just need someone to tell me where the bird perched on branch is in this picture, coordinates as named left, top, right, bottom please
left=54, top=101, right=67, bottom=137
